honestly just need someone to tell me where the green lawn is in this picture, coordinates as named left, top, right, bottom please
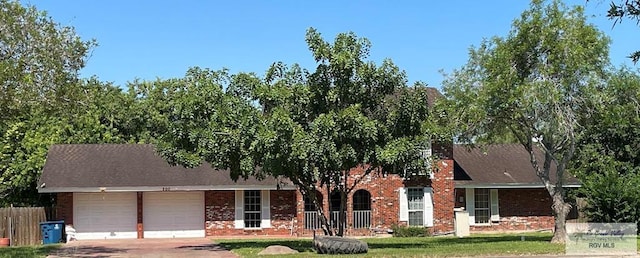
left=0, top=244, right=60, bottom=258
left=216, top=233, right=565, bottom=258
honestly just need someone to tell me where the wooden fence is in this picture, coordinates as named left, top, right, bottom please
left=0, top=207, right=47, bottom=246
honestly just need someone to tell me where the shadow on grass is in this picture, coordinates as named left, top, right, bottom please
left=0, top=244, right=60, bottom=258
left=217, top=239, right=315, bottom=253
left=176, top=243, right=233, bottom=252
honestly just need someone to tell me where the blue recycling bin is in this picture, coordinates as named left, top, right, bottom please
left=40, top=221, right=64, bottom=244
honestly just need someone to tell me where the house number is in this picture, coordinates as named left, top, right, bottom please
left=162, top=187, right=171, bottom=191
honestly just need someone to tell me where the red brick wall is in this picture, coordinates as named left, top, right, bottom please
left=205, top=190, right=297, bottom=236
left=295, top=159, right=455, bottom=236
left=456, top=188, right=555, bottom=232
left=269, top=190, right=296, bottom=234
left=205, top=190, right=235, bottom=235
left=55, top=193, right=73, bottom=225
left=431, top=160, right=455, bottom=233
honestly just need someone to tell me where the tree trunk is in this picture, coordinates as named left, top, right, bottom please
left=306, top=185, right=333, bottom=236
left=315, top=202, right=332, bottom=236
left=550, top=189, right=571, bottom=243
left=337, top=190, right=347, bottom=236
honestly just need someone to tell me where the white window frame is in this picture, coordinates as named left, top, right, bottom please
left=234, top=190, right=271, bottom=229
left=465, top=188, right=499, bottom=226
left=474, top=188, right=490, bottom=225
left=398, top=187, right=433, bottom=227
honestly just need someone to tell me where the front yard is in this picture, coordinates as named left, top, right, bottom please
left=217, top=232, right=565, bottom=257
left=0, top=244, right=59, bottom=258
left=3, top=232, right=638, bottom=257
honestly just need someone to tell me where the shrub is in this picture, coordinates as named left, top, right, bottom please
left=391, top=224, right=431, bottom=237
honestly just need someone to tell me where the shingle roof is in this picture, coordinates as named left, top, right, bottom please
left=425, top=87, right=442, bottom=107
left=453, top=144, right=580, bottom=188
left=38, top=144, right=293, bottom=193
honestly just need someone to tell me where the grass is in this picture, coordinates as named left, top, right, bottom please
left=216, top=232, right=565, bottom=258
left=0, top=244, right=60, bottom=258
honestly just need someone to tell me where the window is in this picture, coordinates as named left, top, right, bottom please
left=474, top=188, right=490, bottom=224
left=303, top=191, right=322, bottom=229
left=330, top=191, right=342, bottom=228
left=353, top=190, right=371, bottom=229
left=399, top=187, right=433, bottom=227
left=407, top=188, right=424, bottom=226
left=244, top=190, right=261, bottom=228
left=353, top=190, right=371, bottom=211
left=304, top=191, right=322, bottom=212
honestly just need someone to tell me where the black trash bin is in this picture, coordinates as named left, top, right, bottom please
left=40, top=221, right=64, bottom=244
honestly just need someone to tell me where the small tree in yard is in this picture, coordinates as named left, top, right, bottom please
left=150, top=28, right=440, bottom=236
left=440, top=0, right=609, bottom=243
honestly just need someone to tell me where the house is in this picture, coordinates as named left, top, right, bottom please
left=453, top=144, right=581, bottom=232
left=38, top=143, right=577, bottom=240
left=38, top=144, right=297, bottom=239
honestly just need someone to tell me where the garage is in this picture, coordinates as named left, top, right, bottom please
left=143, top=192, right=205, bottom=238
left=73, top=192, right=137, bottom=240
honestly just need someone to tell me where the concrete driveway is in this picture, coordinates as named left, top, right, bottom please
left=47, top=238, right=238, bottom=258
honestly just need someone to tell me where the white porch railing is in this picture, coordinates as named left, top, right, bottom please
left=304, top=210, right=371, bottom=229
left=304, top=211, right=321, bottom=229
left=353, top=210, right=371, bottom=229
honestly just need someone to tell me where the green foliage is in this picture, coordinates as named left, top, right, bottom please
left=0, top=79, right=151, bottom=205
left=572, top=68, right=640, bottom=225
left=391, top=224, right=431, bottom=237
left=439, top=0, right=610, bottom=242
left=148, top=28, right=442, bottom=236
left=0, top=1, right=127, bottom=205
left=0, top=0, right=96, bottom=120
left=580, top=168, right=640, bottom=224
left=132, top=68, right=263, bottom=180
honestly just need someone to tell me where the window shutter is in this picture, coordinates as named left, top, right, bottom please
left=490, top=189, right=499, bottom=222
left=398, top=188, right=408, bottom=221
left=465, top=188, right=475, bottom=226
left=234, top=190, right=244, bottom=229
left=261, top=190, right=271, bottom=228
left=423, top=187, right=434, bottom=227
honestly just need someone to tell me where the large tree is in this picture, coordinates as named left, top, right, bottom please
left=150, top=28, right=439, bottom=236
left=0, top=78, right=149, bottom=205
left=0, top=0, right=96, bottom=121
left=440, top=0, right=610, bottom=243
left=0, top=0, right=110, bottom=205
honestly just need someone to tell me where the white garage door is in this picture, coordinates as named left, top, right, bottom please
left=143, top=192, right=205, bottom=238
left=73, top=192, right=137, bottom=240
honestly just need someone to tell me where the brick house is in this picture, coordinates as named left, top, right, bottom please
left=453, top=144, right=580, bottom=232
left=38, top=143, right=578, bottom=240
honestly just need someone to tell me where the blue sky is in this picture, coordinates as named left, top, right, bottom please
left=22, top=1, right=639, bottom=88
